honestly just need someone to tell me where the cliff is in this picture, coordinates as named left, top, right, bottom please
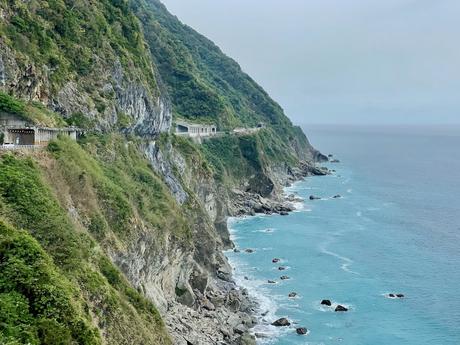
left=0, top=1, right=325, bottom=344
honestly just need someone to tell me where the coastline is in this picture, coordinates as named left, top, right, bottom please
left=224, top=168, right=327, bottom=343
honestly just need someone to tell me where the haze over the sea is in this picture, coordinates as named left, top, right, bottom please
left=161, top=0, right=460, bottom=125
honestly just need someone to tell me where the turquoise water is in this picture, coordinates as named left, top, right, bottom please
left=226, top=126, right=460, bottom=345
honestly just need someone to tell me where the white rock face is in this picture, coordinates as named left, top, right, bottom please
left=145, top=141, right=188, bottom=204
left=0, top=54, right=5, bottom=87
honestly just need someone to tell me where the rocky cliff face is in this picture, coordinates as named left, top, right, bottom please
left=0, top=1, right=325, bottom=344
left=0, top=39, right=171, bottom=136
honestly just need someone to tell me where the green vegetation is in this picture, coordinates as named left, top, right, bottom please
left=0, top=150, right=173, bottom=344
left=49, top=135, right=191, bottom=242
left=0, top=220, right=100, bottom=345
left=1, top=0, right=158, bottom=94
left=0, top=92, right=65, bottom=127
left=131, top=0, right=298, bottom=132
left=0, top=0, right=315, bottom=343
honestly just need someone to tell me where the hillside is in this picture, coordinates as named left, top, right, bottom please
left=0, top=1, right=324, bottom=344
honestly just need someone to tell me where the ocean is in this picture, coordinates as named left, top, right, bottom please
left=226, top=125, right=460, bottom=345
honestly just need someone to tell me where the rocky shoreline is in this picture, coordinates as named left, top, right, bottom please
left=163, top=161, right=330, bottom=345
left=161, top=161, right=330, bottom=345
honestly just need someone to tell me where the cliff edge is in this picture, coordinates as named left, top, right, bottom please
left=0, top=1, right=325, bottom=344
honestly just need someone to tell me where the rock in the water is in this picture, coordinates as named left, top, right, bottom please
left=271, top=318, right=291, bottom=326
left=396, top=293, right=405, bottom=298
left=331, top=159, right=340, bottom=163
left=280, top=211, right=289, bottom=216
left=233, top=324, right=247, bottom=335
left=233, top=248, right=241, bottom=253
left=321, top=299, right=332, bottom=306
left=278, top=266, right=286, bottom=271
left=267, top=280, right=276, bottom=284
left=328, top=154, right=333, bottom=158
left=288, top=292, right=298, bottom=298
left=245, top=248, right=254, bottom=253
left=296, top=327, right=308, bottom=335
left=255, top=332, right=270, bottom=339
left=335, top=305, right=348, bottom=312
left=280, top=275, right=290, bottom=280
left=239, top=333, right=257, bottom=345
left=272, top=258, right=280, bottom=263
left=309, top=195, right=321, bottom=200
left=389, top=293, right=395, bottom=298
left=333, top=194, right=342, bottom=199
left=244, top=276, right=249, bottom=280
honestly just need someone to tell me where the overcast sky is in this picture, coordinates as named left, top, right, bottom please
left=161, top=0, right=460, bottom=125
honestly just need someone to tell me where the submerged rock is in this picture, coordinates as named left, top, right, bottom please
left=296, top=327, right=308, bottom=335
left=288, top=292, right=298, bottom=298
left=267, top=280, right=276, bottom=284
left=245, top=248, right=254, bottom=253
left=272, top=258, right=280, bottom=263
left=335, top=305, right=348, bottom=312
left=280, top=211, right=289, bottom=216
left=330, top=159, right=341, bottom=163
left=309, top=195, right=321, bottom=200
left=255, top=332, right=270, bottom=338
left=278, top=266, right=286, bottom=271
left=271, top=318, right=291, bottom=326
left=321, top=299, right=332, bottom=306
left=333, top=194, right=342, bottom=199
left=280, top=275, right=290, bottom=280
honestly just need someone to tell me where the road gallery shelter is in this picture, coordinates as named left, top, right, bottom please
left=0, top=113, right=80, bottom=146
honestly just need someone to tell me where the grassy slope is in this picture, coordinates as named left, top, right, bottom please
left=0, top=0, right=160, bottom=127
left=132, top=1, right=305, bottom=132
left=0, top=137, right=186, bottom=344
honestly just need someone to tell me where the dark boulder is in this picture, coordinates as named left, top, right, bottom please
left=278, top=266, right=286, bottom=271
left=330, top=159, right=340, bottom=163
left=335, top=305, right=348, bottom=312
left=321, top=299, right=332, bottom=306
left=389, top=293, right=395, bottom=298
left=245, top=248, right=254, bottom=253
left=268, top=280, right=276, bottom=284
left=233, top=324, right=247, bottom=335
left=396, top=294, right=405, bottom=298
left=309, top=195, right=321, bottom=200
left=280, top=275, right=290, bottom=280
left=333, top=194, right=342, bottom=199
left=296, top=327, right=308, bottom=335
left=272, top=258, right=280, bottom=263
left=271, top=318, right=291, bottom=326
left=280, top=211, right=289, bottom=216
left=288, top=292, right=298, bottom=298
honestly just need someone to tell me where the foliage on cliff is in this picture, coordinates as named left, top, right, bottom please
left=0, top=146, right=178, bottom=344
left=0, top=0, right=158, bottom=94
left=0, top=0, right=319, bottom=343
left=131, top=0, right=298, bottom=132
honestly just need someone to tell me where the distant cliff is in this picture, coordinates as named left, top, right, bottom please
left=0, top=1, right=324, bottom=344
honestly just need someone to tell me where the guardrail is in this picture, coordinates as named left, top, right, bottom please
left=0, top=145, right=45, bottom=151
